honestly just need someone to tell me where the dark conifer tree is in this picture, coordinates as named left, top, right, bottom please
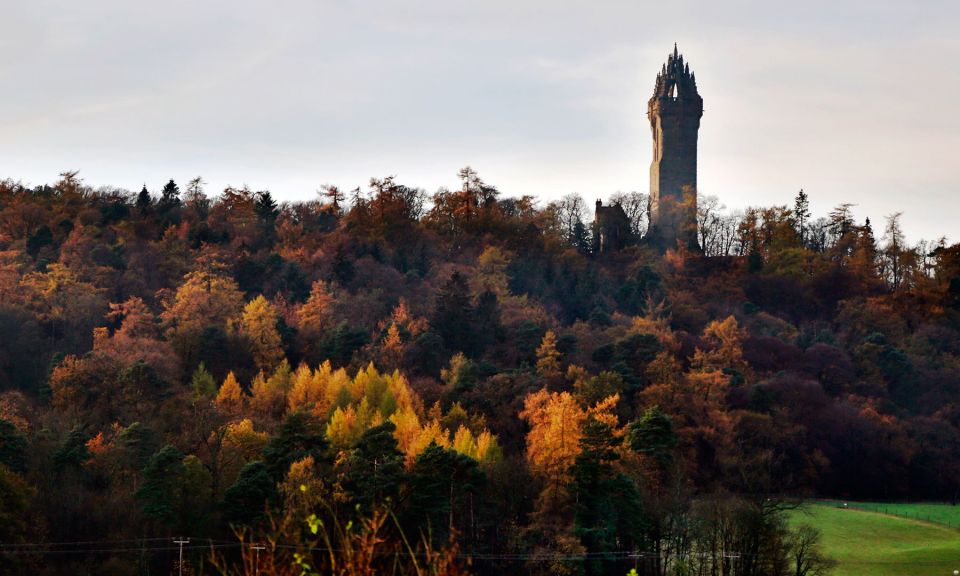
left=263, top=411, right=330, bottom=481
left=135, top=184, right=152, bottom=213
left=473, top=289, right=502, bottom=355
left=627, top=406, right=677, bottom=469
left=222, top=461, right=277, bottom=526
left=254, top=190, right=280, bottom=248
left=572, top=418, right=647, bottom=575
left=25, top=225, right=52, bottom=257
left=331, top=245, right=354, bottom=285
left=255, top=190, right=280, bottom=222
left=340, top=422, right=406, bottom=512
left=572, top=219, right=592, bottom=255
left=432, top=271, right=475, bottom=355
left=0, top=419, right=27, bottom=473
left=406, top=442, right=484, bottom=546
left=793, top=189, right=811, bottom=246
left=135, top=445, right=185, bottom=528
left=158, top=179, right=181, bottom=210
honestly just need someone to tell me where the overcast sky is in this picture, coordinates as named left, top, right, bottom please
left=1, top=0, right=957, bottom=242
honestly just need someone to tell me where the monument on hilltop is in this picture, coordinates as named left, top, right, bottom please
left=593, top=45, right=702, bottom=253
left=646, top=44, right=703, bottom=251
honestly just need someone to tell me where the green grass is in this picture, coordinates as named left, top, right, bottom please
left=790, top=504, right=960, bottom=576
left=818, top=500, right=960, bottom=528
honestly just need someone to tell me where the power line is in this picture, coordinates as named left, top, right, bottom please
left=7, top=535, right=958, bottom=568
left=0, top=536, right=185, bottom=548
left=2, top=539, right=956, bottom=567
left=0, top=543, right=240, bottom=555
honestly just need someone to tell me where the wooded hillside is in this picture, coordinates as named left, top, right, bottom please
left=0, top=169, right=957, bottom=575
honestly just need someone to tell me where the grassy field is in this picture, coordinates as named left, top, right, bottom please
left=818, top=500, right=960, bottom=528
left=791, top=504, right=960, bottom=576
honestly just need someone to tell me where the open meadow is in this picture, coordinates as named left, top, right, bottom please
left=791, top=504, right=960, bottom=576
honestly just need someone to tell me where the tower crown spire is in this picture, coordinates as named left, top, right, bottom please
left=652, top=44, right=700, bottom=101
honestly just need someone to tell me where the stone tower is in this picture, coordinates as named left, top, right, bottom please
left=593, top=199, right=632, bottom=253
left=647, top=44, right=702, bottom=251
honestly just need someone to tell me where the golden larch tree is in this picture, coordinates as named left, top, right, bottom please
left=520, top=389, right=585, bottom=497
left=535, top=330, right=562, bottom=380
left=241, top=295, right=284, bottom=372
left=215, top=372, right=245, bottom=414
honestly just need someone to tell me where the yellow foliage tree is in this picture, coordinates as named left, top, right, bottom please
left=214, top=418, right=269, bottom=494
left=279, top=456, right=325, bottom=521
left=473, top=430, right=501, bottom=463
left=535, top=330, right=562, bottom=380
left=475, top=246, right=512, bottom=297
left=389, top=407, right=424, bottom=457
left=631, top=299, right=679, bottom=354
left=223, top=419, right=269, bottom=458
left=326, top=405, right=364, bottom=451
left=287, top=363, right=331, bottom=414
left=520, top=389, right=586, bottom=495
left=452, top=425, right=478, bottom=458
left=317, top=362, right=352, bottom=416
left=685, top=367, right=730, bottom=407
left=679, top=315, right=749, bottom=413
left=386, top=299, right=428, bottom=337
left=215, top=371, right=245, bottom=414
left=162, top=269, right=243, bottom=339
left=20, top=263, right=105, bottom=342
left=250, top=361, right=292, bottom=419
left=450, top=426, right=501, bottom=464
left=379, top=323, right=404, bottom=370
left=520, top=389, right=619, bottom=498
left=297, top=281, right=336, bottom=336
left=308, top=361, right=500, bottom=464
left=241, top=295, right=284, bottom=372
left=405, top=418, right=452, bottom=464
left=697, top=315, right=747, bottom=373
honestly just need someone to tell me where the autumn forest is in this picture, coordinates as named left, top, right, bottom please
left=0, top=169, right=958, bottom=575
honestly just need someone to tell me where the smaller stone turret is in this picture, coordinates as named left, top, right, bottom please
left=593, top=199, right=632, bottom=254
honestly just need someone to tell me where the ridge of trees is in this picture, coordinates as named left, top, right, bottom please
left=0, top=169, right=957, bottom=575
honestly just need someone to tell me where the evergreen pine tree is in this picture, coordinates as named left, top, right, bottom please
left=406, top=442, right=484, bottom=546
left=262, top=411, right=329, bottom=481
left=340, top=422, right=406, bottom=512
left=222, top=461, right=276, bottom=526
left=159, top=179, right=180, bottom=210
left=627, top=406, right=677, bottom=469
left=472, top=289, right=502, bottom=355
left=572, top=219, right=592, bottom=255
left=136, top=184, right=152, bottom=213
left=0, top=419, right=27, bottom=473
left=135, top=445, right=185, bottom=528
left=793, top=189, right=811, bottom=246
left=254, top=191, right=280, bottom=221
left=572, top=417, right=647, bottom=575
left=432, top=272, right=474, bottom=355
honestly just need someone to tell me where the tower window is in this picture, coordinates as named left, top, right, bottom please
left=670, top=83, right=678, bottom=99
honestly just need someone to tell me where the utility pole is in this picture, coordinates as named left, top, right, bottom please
left=251, top=543, right=266, bottom=576
left=173, top=537, right=190, bottom=576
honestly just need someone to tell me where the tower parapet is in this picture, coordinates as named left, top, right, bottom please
left=647, top=44, right=702, bottom=251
